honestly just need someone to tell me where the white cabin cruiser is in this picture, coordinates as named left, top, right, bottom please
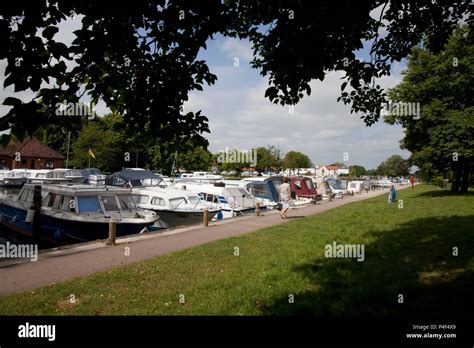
left=106, top=170, right=220, bottom=228
left=176, top=171, right=224, bottom=184
left=0, top=169, right=27, bottom=187
left=173, top=181, right=258, bottom=219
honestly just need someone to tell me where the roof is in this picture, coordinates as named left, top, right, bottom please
left=0, top=137, right=64, bottom=159
left=108, top=170, right=162, bottom=180
left=326, top=165, right=339, bottom=170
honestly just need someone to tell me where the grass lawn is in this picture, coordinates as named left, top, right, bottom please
left=0, top=184, right=473, bottom=315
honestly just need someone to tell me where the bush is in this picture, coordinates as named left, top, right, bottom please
left=432, top=176, right=446, bottom=188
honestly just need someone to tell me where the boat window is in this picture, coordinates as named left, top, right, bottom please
left=52, top=194, right=63, bottom=209
left=101, top=196, right=120, bottom=211
left=200, top=193, right=217, bottom=203
left=350, top=183, right=357, bottom=188
left=62, top=196, right=75, bottom=212
left=151, top=197, right=166, bottom=206
left=78, top=196, right=102, bottom=213
left=42, top=193, right=55, bottom=207
left=19, top=189, right=29, bottom=202
left=36, top=173, right=46, bottom=178
left=118, top=195, right=135, bottom=212
left=169, top=197, right=186, bottom=208
left=295, top=180, right=302, bottom=190
left=23, top=189, right=34, bottom=203
left=112, top=176, right=127, bottom=186
left=187, top=196, right=200, bottom=205
left=132, top=194, right=149, bottom=204
left=248, top=184, right=268, bottom=199
left=305, top=179, right=315, bottom=190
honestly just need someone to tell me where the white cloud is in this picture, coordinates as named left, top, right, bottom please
left=217, top=37, right=254, bottom=63
left=186, top=48, right=409, bottom=169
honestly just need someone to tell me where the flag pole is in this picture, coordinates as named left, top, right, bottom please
left=66, top=131, right=71, bottom=169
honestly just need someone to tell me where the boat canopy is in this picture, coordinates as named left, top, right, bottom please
left=290, top=176, right=318, bottom=198
left=106, top=170, right=163, bottom=187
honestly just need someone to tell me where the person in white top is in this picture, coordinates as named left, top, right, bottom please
left=279, top=177, right=291, bottom=220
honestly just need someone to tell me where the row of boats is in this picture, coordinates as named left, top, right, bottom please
left=0, top=168, right=408, bottom=246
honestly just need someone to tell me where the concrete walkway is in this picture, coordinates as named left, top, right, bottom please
left=0, top=186, right=411, bottom=296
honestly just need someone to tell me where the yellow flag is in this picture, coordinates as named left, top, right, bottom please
left=88, top=148, right=96, bottom=159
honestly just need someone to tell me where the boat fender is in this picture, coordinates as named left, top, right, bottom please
left=216, top=211, right=223, bottom=220
left=26, top=209, right=35, bottom=223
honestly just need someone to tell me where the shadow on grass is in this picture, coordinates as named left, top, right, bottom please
left=260, top=215, right=474, bottom=316
left=414, top=189, right=474, bottom=198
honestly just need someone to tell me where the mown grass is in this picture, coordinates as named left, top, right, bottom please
left=0, top=184, right=473, bottom=316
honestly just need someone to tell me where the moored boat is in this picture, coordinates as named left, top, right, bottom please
left=107, top=170, right=220, bottom=227
left=0, top=184, right=160, bottom=245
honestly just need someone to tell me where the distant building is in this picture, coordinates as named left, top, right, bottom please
left=0, top=137, right=65, bottom=169
left=337, top=167, right=350, bottom=175
left=315, top=165, right=349, bottom=177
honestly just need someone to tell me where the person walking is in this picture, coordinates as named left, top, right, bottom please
left=279, top=177, right=291, bottom=219
left=409, top=175, right=415, bottom=189
left=388, top=185, right=397, bottom=204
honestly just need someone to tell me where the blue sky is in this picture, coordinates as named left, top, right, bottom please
left=184, top=33, right=410, bottom=169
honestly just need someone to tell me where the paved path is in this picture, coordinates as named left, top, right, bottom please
left=0, top=186, right=411, bottom=296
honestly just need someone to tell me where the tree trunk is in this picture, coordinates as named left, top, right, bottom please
left=451, top=161, right=462, bottom=192
left=460, top=161, right=471, bottom=193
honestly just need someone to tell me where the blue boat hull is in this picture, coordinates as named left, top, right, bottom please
left=0, top=203, right=152, bottom=245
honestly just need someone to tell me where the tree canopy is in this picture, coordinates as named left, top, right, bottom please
left=282, top=151, right=312, bottom=169
left=1, top=0, right=472, bottom=146
left=376, top=154, right=410, bottom=177
left=385, top=25, right=473, bottom=192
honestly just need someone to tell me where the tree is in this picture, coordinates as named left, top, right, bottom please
left=1, top=1, right=471, bottom=144
left=70, top=119, right=124, bottom=172
left=283, top=151, right=312, bottom=170
left=366, top=169, right=377, bottom=176
left=254, top=146, right=281, bottom=172
left=176, top=147, right=213, bottom=172
left=385, top=25, right=474, bottom=192
left=376, top=155, right=410, bottom=177
left=349, top=165, right=366, bottom=177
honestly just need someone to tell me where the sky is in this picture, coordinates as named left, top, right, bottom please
left=0, top=5, right=411, bottom=170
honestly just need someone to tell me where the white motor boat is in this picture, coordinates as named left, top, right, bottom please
left=0, top=169, right=27, bottom=187
left=176, top=171, right=224, bottom=184
left=173, top=181, right=258, bottom=219
left=106, top=170, right=220, bottom=228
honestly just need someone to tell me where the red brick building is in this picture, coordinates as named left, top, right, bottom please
left=0, top=137, right=64, bottom=169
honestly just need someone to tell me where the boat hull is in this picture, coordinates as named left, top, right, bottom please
left=0, top=203, right=154, bottom=245
left=151, top=209, right=220, bottom=228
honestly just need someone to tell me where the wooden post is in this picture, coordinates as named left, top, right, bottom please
left=106, top=220, right=116, bottom=245
left=256, top=203, right=261, bottom=216
left=203, top=209, right=209, bottom=227
left=32, top=185, right=42, bottom=244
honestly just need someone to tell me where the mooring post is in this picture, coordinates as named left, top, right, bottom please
left=106, top=220, right=116, bottom=245
left=256, top=203, right=261, bottom=216
left=32, top=185, right=42, bottom=244
left=203, top=209, right=209, bottom=227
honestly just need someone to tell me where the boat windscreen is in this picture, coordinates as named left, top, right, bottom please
left=245, top=183, right=269, bottom=199
left=225, top=187, right=252, bottom=199
left=118, top=195, right=135, bottom=211
left=78, top=196, right=102, bottom=213
left=305, top=179, right=315, bottom=190
left=100, top=196, right=120, bottom=211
